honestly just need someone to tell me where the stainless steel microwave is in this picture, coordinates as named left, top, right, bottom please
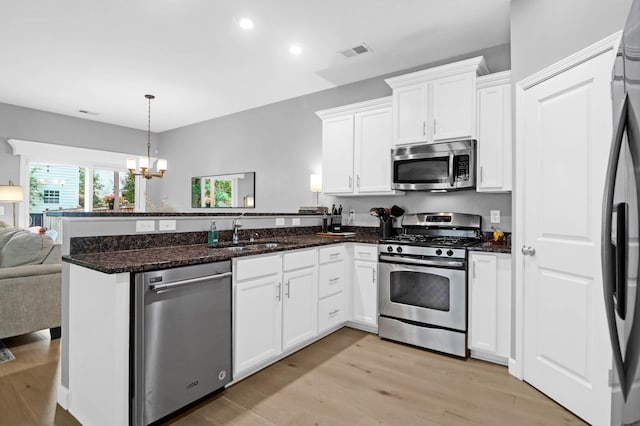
left=391, top=140, right=476, bottom=192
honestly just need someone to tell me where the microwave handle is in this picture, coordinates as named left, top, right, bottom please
left=449, top=152, right=455, bottom=187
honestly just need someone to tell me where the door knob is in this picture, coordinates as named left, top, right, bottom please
left=521, top=245, right=536, bottom=256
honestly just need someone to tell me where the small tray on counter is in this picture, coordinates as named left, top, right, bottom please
left=316, top=232, right=356, bottom=237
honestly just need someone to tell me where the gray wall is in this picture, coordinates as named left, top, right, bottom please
left=0, top=102, right=158, bottom=225
left=156, top=44, right=513, bottom=231
left=510, top=0, right=632, bottom=83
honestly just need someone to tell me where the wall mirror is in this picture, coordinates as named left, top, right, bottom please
left=191, top=172, right=255, bottom=208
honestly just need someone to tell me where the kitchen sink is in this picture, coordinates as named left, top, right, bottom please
left=255, top=243, right=281, bottom=248
left=220, top=246, right=249, bottom=252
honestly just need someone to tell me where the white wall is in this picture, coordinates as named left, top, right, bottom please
left=155, top=44, right=513, bottom=231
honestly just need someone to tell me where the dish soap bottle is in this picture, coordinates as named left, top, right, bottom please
left=208, top=221, right=219, bottom=246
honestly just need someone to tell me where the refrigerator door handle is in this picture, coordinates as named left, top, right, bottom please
left=602, top=93, right=629, bottom=398
left=615, top=202, right=628, bottom=319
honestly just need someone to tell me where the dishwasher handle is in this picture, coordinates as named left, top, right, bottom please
left=149, top=272, right=232, bottom=292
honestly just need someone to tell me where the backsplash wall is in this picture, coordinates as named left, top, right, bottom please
left=327, top=191, right=512, bottom=232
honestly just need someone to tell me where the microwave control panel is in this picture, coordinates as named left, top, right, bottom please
left=454, top=155, right=470, bottom=181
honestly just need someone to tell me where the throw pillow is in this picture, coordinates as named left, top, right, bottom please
left=0, top=229, right=54, bottom=268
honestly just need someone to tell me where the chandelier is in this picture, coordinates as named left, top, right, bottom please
left=127, top=94, right=167, bottom=179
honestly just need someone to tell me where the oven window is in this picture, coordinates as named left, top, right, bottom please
left=389, top=271, right=450, bottom=311
left=394, top=157, right=449, bottom=183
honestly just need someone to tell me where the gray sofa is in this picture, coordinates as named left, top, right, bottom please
left=0, top=226, right=62, bottom=340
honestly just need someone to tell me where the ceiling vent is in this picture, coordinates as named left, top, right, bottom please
left=339, top=43, right=372, bottom=58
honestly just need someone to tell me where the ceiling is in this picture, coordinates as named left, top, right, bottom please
left=0, top=1, right=510, bottom=132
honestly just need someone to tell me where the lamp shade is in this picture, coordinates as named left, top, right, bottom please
left=0, top=184, right=23, bottom=202
left=310, top=174, right=322, bottom=192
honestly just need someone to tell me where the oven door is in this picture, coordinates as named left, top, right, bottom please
left=378, top=261, right=466, bottom=331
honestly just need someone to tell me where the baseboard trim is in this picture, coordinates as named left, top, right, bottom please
left=345, top=321, right=378, bottom=334
left=57, top=384, right=70, bottom=409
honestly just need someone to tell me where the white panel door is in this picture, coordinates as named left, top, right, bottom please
left=432, top=73, right=475, bottom=141
left=521, top=50, right=614, bottom=425
left=234, top=274, right=282, bottom=376
left=282, top=267, right=318, bottom=351
left=392, top=83, right=428, bottom=145
left=354, top=106, right=393, bottom=193
left=321, top=115, right=354, bottom=194
left=477, top=83, right=512, bottom=192
left=353, top=261, right=377, bottom=326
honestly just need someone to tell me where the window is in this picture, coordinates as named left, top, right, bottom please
left=43, top=190, right=60, bottom=204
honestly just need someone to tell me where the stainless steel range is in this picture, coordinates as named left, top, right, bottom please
left=378, top=212, right=481, bottom=357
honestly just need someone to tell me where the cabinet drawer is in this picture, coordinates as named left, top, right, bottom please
left=318, top=261, right=345, bottom=298
left=353, top=245, right=378, bottom=261
left=319, top=245, right=346, bottom=264
left=235, top=254, right=281, bottom=281
left=318, top=292, right=345, bottom=333
left=283, top=249, right=317, bottom=271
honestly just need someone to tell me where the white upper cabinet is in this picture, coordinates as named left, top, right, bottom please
left=476, top=71, right=512, bottom=192
left=385, top=56, right=488, bottom=146
left=317, top=97, right=401, bottom=196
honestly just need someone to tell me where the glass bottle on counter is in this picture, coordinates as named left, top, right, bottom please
left=208, top=221, right=219, bottom=246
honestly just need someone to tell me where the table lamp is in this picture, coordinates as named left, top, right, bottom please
left=0, top=181, right=24, bottom=227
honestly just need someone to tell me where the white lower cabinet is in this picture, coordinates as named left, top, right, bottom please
left=282, top=259, right=318, bottom=351
left=352, top=245, right=378, bottom=329
left=233, top=254, right=283, bottom=377
left=234, top=243, right=379, bottom=379
left=468, top=252, right=511, bottom=364
left=234, top=250, right=319, bottom=378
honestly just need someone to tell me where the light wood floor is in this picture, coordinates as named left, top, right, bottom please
left=0, top=328, right=586, bottom=425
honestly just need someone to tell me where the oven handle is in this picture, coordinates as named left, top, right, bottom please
left=379, top=254, right=464, bottom=269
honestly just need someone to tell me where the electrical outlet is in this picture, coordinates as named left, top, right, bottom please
left=159, top=220, right=176, bottom=231
left=490, top=210, right=501, bottom=224
left=136, top=220, right=155, bottom=232
left=292, top=218, right=301, bottom=226
left=276, top=218, right=285, bottom=226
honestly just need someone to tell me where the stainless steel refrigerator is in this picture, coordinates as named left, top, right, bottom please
left=603, top=0, right=640, bottom=423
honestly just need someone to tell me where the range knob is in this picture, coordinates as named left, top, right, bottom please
left=435, top=249, right=443, bottom=256
left=447, top=249, right=454, bottom=257
left=387, top=246, right=394, bottom=253
left=396, top=246, right=403, bottom=253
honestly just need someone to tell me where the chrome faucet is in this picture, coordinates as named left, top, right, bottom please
left=249, top=232, right=259, bottom=243
left=232, top=215, right=243, bottom=244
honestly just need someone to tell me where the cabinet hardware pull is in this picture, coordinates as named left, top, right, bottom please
left=433, top=119, right=437, bottom=135
left=349, top=176, right=352, bottom=188
left=372, top=269, right=376, bottom=283
left=480, top=166, right=483, bottom=184
left=472, top=261, right=476, bottom=279
left=276, top=282, right=281, bottom=301
left=329, top=309, right=340, bottom=316
left=422, top=121, right=426, bottom=137
left=286, top=280, right=290, bottom=298
left=329, top=277, right=340, bottom=283
left=329, top=253, right=340, bottom=257
left=357, top=174, right=360, bottom=188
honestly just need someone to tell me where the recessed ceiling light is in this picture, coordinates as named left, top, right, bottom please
left=289, top=45, right=303, bottom=55
left=239, top=18, right=254, bottom=30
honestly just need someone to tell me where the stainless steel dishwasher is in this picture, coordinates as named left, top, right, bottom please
left=132, top=261, right=232, bottom=425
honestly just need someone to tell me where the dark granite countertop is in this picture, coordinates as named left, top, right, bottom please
left=47, top=211, right=321, bottom=217
left=63, top=233, right=381, bottom=274
left=467, top=241, right=511, bottom=254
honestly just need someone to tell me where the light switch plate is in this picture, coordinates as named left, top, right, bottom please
left=490, top=210, right=501, bottom=224
left=159, top=220, right=176, bottom=231
left=136, top=220, right=155, bottom=232
left=292, top=218, right=301, bottom=226
left=276, top=218, right=285, bottom=226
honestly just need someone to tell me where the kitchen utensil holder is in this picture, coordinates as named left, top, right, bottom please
left=380, top=219, right=393, bottom=238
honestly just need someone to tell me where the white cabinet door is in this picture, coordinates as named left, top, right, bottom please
left=431, top=72, right=475, bottom=142
left=392, top=83, right=429, bottom=145
left=477, top=76, right=512, bottom=192
left=282, top=267, right=318, bottom=351
left=234, top=273, right=282, bottom=376
left=321, top=115, right=354, bottom=194
left=519, top=47, right=615, bottom=426
left=353, top=260, right=377, bottom=327
left=354, top=106, right=393, bottom=193
left=469, top=252, right=511, bottom=361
